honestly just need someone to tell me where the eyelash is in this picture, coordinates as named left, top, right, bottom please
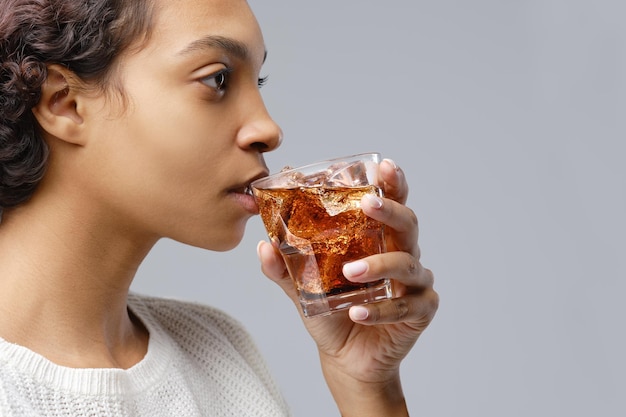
left=257, top=75, right=269, bottom=88
left=202, top=68, right=269, bottom=92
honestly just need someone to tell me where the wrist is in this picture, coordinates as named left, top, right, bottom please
left=321, top=359, right=409, bottom=417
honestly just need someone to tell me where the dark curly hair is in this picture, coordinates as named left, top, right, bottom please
left=0, top=0, right=155, bottom=213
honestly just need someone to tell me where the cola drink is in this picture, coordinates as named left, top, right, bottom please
left=251, top=153, right=392, bottom=317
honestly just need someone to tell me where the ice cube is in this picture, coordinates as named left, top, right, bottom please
left=301, top=170, right=329, bottom=187
left=317, top=187, right=361, bottom=217
left=274, top=167, right=328, bottom=188
left=261, top=168, right=304, bottom=188
left=325, top=161, right=369, bottom=187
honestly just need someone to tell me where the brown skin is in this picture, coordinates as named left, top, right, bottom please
left=0, top=0, right=438, bottom=414
left=0, top=0, right=279, bottom=368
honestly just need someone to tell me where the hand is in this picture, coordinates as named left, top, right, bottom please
left=257, top=158, right=439, bottom=416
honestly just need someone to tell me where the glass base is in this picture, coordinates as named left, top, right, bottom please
left=299, top=279, right=393, bottom=318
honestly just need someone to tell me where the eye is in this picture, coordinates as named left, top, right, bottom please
left=201, top=67, right=233, bottom=91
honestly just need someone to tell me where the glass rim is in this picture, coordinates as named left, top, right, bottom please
left=251, top=151, right=381, bottom=188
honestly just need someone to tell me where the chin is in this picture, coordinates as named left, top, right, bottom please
left=208, top=239, right=244, bottom=252
left=189, top=223, right=248, bottom=252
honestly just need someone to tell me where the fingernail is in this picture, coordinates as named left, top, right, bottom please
left=363, top=194, right=383, bottom=209
left=343, top=260, right=368, bottom=278
left=349, top=306, right=369, bottom=321
left=383, top=158, right=399, bottom=171
left=256, top=240, right=264, bottom=259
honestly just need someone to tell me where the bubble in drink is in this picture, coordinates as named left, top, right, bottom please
left=255, top=185, right=386, bottom=297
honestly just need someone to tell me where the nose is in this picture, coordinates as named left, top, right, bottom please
left=236, top=99, right=283, bottom=153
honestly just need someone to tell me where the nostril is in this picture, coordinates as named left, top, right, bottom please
left=250, top=142, right=270, bottom=152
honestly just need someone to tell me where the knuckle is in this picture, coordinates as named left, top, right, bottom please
left=406, top=208, right=418, bottom=228
left=428, top=289, right=440, bottom=316
left=369, top=299, right=410, bottom=323
left=423, top=267, right=435, bottom=287
left=369, top=304, right=382, bottom=322
left=394, top=298, right=410, bottom=321
left=407, top=259, right=418, bottom=277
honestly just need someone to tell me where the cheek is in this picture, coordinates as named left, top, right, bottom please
left=146, top=95, right=237, bottom=158
left=84, top=87, right=246, bottom=244
left=122, top=113, right=238, bottom=222
left=117, top=99, right=226, bottom=180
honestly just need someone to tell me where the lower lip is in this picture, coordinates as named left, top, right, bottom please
left=230, top=191, right=259, bottom=214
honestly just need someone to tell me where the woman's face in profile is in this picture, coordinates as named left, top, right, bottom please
left=75, top=0, right=281, bottom=250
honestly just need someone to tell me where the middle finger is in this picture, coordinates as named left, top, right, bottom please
left=342, top=251, right=434, bottom=289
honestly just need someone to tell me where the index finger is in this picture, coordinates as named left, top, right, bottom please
left=361, top=193, right=419, bottom=255
left=379, top=158, right=408, bottom=205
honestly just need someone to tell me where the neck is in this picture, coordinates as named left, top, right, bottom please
left=0, top=202, right=155, bottom=369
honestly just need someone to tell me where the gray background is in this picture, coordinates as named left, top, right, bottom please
left=131, top=0, right=626, bottom=415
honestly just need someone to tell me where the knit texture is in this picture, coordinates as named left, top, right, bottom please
left=0, top=294, right=291, bottom=417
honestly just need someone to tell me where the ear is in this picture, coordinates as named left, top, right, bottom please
left=31, top=65, right=86, bottom=146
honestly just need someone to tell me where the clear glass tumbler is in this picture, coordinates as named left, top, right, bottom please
left=251, top=152, right=392, bottom=317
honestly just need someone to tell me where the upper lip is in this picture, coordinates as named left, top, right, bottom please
left=231, top=170, right=269, bottom=195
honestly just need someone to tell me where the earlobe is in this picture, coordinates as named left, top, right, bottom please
left=31, top=65, right=86, bottom=146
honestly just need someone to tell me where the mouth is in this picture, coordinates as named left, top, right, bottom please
left=228, top=184, right=252, bottom=194
left=228, top=171, right=268, bottom=198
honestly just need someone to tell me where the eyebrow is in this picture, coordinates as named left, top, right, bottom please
left=177, top=35, right=267, bottom=63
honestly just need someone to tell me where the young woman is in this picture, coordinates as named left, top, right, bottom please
left=0, top=0, right=439, bottom=416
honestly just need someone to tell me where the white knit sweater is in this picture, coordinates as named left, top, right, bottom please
left=0, top=294, right=291, bottom=417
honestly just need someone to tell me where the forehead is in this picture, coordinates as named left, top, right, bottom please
left=146, top=0, right=265, bottom=60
